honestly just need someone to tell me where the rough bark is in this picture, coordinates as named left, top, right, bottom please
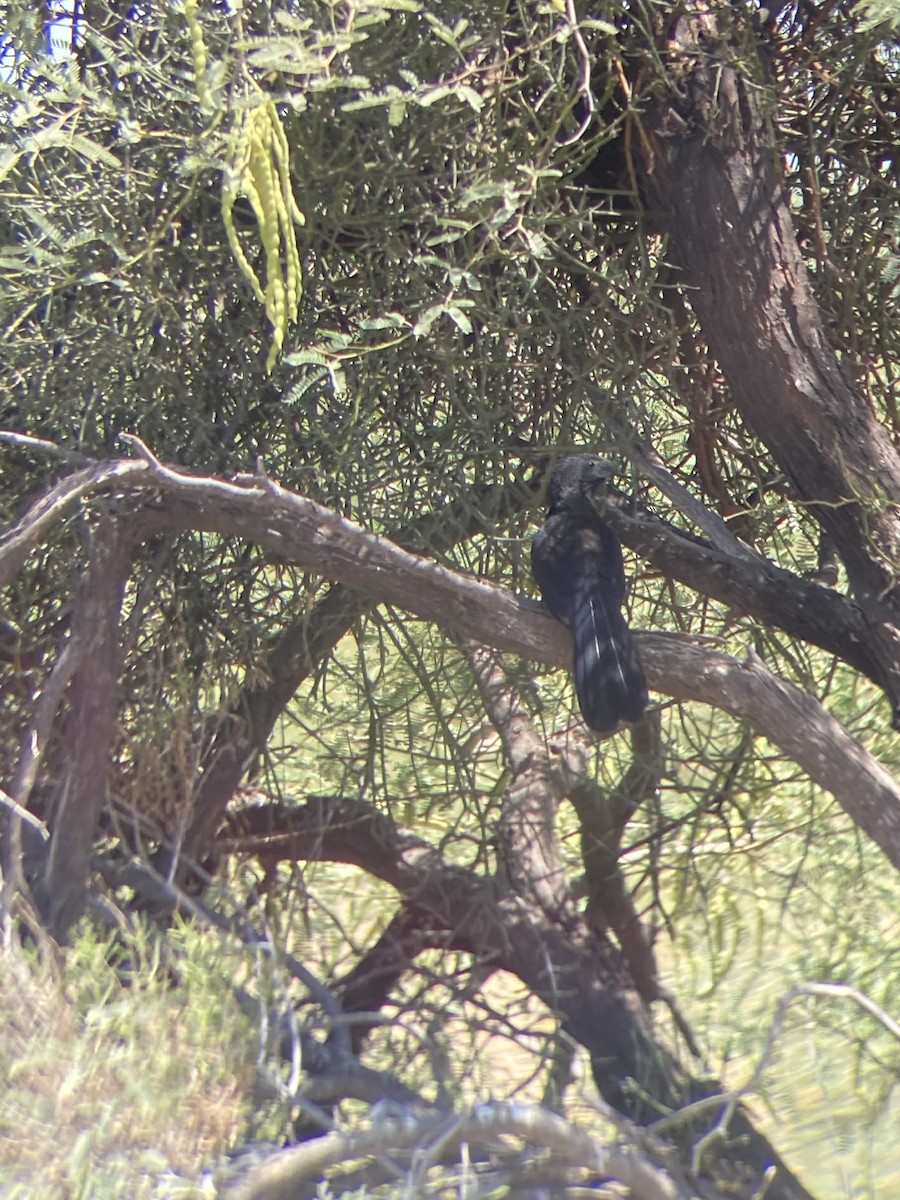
left=31, top=510, right=131, bottom=938
left=635, top=0, right=900, bottom=724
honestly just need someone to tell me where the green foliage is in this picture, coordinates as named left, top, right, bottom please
left=1, top=1, right=900, bottom=1195
left=854, top=0, right=900, bottom=30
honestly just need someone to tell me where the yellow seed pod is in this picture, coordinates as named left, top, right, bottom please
left=183, top=0, right=213, bottom=113
left=222, top=167, right=266, bottom=307
left=221, top=98, right=304, bottom=372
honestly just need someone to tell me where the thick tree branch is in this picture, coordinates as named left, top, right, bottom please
left=31, top=510, right=131, bottom=938
left=603, top=499, right=900, bottom=715
left=181, top=472, right=539, bottom=857
left=4, top=449, right=900, bottom=867
left=9, top=442, right=893, bottom=713
left=637, top=0, right=900, bottom=718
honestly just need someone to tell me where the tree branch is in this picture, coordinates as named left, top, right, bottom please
left=5, top=448, right=900, bottom=867
left=468, top=645, right=572, bottom=916
left=637, top=0, right=900, bottom=713
left=180, top=470, right=539, bottom=857
left=222, top=1101, right=693, bottom=1200
left=0, top=457, right=144, bottom=589
left=32, top=509, right=131, bottom=938
left=220, top=792, right=682, bottom=1120
left=567, top=715, right=665, bottom=1003
left=604, top=498, right=899, bottom=714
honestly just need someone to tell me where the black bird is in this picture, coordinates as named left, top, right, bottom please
left=532, top=455, right=648, bottom=733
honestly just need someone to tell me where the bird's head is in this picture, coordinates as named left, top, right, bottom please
left=546, top=454, right=616, bottom=513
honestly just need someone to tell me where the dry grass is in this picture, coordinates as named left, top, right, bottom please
left=0, top=926, right=255, bottom=1200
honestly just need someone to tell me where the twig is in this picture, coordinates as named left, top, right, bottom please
left=118, top=432, right=270, bottom=499
left=649, top=980, right=900, bottom=1173
left=629, top=439, right=764, bottom=564
left=556, top=0, right=597, bottom=147
left=0, top=429, right=90, bottom=464
left=0, top=788, right=50, bottom=838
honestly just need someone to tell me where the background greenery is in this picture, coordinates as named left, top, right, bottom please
left=2, top=1, right=899, bottom=1197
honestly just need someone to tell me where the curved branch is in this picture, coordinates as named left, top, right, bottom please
left=0, top=458, right=144, bottom=589
left=135, top=471, right=900, bottom=869
left=649, top=637, right=900, bottom=868
left=182, top=472, right=539, bottom=854
left=221, top=793, right=682, bottom=1119
left=5, top=449, right=900, bottom=867
left=222, top=1102, right=692, bottom=1200
left=604, top=496, right=900, bottom=717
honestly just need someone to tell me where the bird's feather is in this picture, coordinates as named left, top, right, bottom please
left=572, top=584, right=647, bottom=733
left=532, top=454, right=648, bottom=732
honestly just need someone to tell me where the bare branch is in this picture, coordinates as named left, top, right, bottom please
left=139, top=469, right=900, bottom=870
left=650, top=980, right=900, bottom=1175
left=0, top=459, right=145, bottom=589
left=0, top=789, right=49, bottom=838
left=0, top=429, right=89, bottom=464
left=222, top=1101, right=694, bottom=1200
left=220, top=794, right=682, bottom=1120
left=180, top=470, right=538, bottom=857
left=5, top=453, right=900, bottom=867
left=651, top=637, right=900, bottom=868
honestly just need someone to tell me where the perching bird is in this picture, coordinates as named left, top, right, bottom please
left=532, top=455, right=648, bottom=733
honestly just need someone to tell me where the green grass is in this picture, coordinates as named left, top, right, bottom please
left=0, top=924, right=254, bottom=1200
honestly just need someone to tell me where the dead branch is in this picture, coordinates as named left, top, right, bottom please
left=651, top=981, right=900, bottom=1175
left=0, top=458, right=145, bottom=589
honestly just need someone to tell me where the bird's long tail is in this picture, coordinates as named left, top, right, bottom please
left=572, top=586, right=648, bottom=732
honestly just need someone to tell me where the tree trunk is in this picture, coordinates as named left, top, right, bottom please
left=633, top=0, right=900, bottom=725
left=32, top=511, right=131, bottom=938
